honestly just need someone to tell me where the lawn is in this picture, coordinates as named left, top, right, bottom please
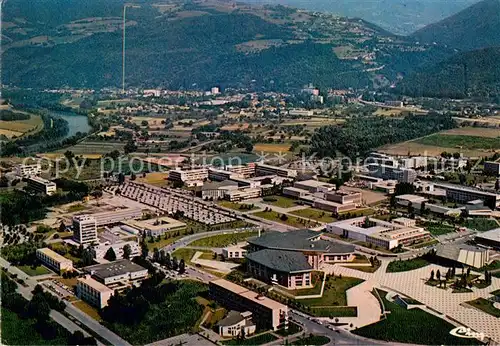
left=339, top=208, right=375, bottom=217
left=222, top=332, right=278, bottom=345
left=172, top=248, right=214, bottom=264
left=218, top=201, right=258, bottom=211
left=261, top=195, right=298, bottom=208
left=478, top=260, right=500, bottom=272
left=1, top=307, right=69, bottom=345
left=344, top=264, right=380, bottom=273
left=386, top=257, right=430, bottom=273
left=353, top=289, right=481, bottom=345
left=73, top=300, right=102, bottom=321
left=290, top=208, right=336, bottom=223
left=292, top=335, right=330, bottom=345
left=17, top=265, right=52, bottom=276
left=425, top=223, right=455, bottom=236
left=252, top=210, right=319, bottom=228
left=189, top=231, right=259, bottom=247
left=300, top=275, right=364, bottom=309
left=147, top=233, right=184, bottom=251
left=416, top=134, right=500, bottom=150
left=466, top=298, right=500, bottom=318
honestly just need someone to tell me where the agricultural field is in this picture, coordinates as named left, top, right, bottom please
left=253, top=143, right=292, bottom=153
left=54, top=141, right=125, bottom=156
left=0, top=113, right=44, bottom=139
left=415, top=134, right=500, bottom=150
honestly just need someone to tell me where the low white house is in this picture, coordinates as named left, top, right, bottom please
left=217, top=311, right=256, bottom=337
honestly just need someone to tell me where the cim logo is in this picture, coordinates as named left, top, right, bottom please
left=450, top=326, right=486, bottom=341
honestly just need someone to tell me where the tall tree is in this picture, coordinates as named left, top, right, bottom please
left=104, top=247, right=117, bottom=261
left=123, top=244, right=132, bottom=260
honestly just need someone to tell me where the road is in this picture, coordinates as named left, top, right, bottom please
left=0, top=257, right=130, bottom=346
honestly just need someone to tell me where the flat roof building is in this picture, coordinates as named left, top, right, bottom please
left=16, top=163, right=41, bottom=178
left=73, top=215, right=98, bottom=245
left=435, top=244, right=489, bottom=269
left=255, top=163, right=297, bottom=178
left=433, top=183, right=500, bottom=209
left=168, top=168, right=208, bottom=183
left=82, top=259, right=148, bottom=286
left=76, top=275, right=114, bottom=309
left=26, top=176, right=57, bottom=195
left=475, top=228, right=500, bottom=249
left=36, top=248, right=73, bottom=273
left=91, top=208, right=143, bottom=227
left=209, top=279, right=288, bottom=331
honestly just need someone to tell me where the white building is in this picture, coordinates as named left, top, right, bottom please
left=16, top=163, right=41, bottom=178
left=90, top=240, right=140, bottom=261
left=26, top=176, right=57, bottom=195
left=217, top=311, right=256, bottom=337
left=36, top=248, right=73, bottom=273
left=255, top=163, right=297, bottom=178
left=76, top=275, right=114, bottom=308
left=73, top=215, right=98, bottom=245
left=83, top=259, right=148, bottom=286
left=222, top=245, right=247, bottom=259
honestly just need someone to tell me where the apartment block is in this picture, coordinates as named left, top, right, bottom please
left=73, top=215, right=98, bottom=245
left=26, top=176, right=57, bottom=195
left=36, top=248, right=73, bottom=273
left=76, top=275, right=114, bottom=309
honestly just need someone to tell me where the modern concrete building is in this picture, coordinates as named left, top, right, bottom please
left=36, top=248, right=73, bottom=273
left=283, top=186, right=308, bottom=198
left=433, top=184, right=500, bottom=209
left=367, top=163, right=417, bottom=183
left=73, top=215, right=98, bottom=245
left=168, top=168, right=208, bottom=183
left=225, top=163, right=256, bottom=178
left=222, top=245, right=247, bottom=259
left=76, top=275, right=114, bottom=308
left=325, top=190, right=362, bottom=205
left=225, top=187, right=261, bottom=201
left=209, top=279, right=288, bottom=330
left=82, top=259, right=148, bottom=287
left=26, top=176, right=57, bottom=195
left=90, top=240, right=140, bottom=261
left=201, top=180, right=239, bottom=200
left=91, top=208, right=143, bottom=227
left=435, top=244, right=490, bottom=268
left=475, top=228, right=500, bottom=249
left=294, top=180, right=335, bottom=193
left=255, top=163, right=297, bottom=178
left=16, top=163, right=41, bottom=178
left=123, top=217, right=186, bottom=237
left=217, top=311, right=256, bottom=337
left=326, top=217, right=431, bottom=249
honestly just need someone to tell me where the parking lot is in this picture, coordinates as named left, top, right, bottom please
left=108, top=182, right=235, bottom=225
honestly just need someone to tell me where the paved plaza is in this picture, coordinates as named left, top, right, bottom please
left=323, top=260, right=500, bottom=343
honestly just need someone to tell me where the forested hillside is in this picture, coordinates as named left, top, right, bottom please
left=410, top=0, right=500, bottom=51
left=394, top=47, right=500, bottom=99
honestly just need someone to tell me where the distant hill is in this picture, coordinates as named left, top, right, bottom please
left=395, top=47, right=500, bottom=99
left=410, top=0, right=500, bottom=51
left=245, top=0, right=479, bottom=35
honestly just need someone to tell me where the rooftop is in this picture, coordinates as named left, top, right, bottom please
left=247, top=229, right=354, bottom=253
left=475, top=228, right=500, bottom=243
left=83, top=259, right=147, bottom=279
left=210, top=279, right=287, bottom=311
left=77, top=275, right=113, bottom=293
left=217, top=310, right=253, bottom=327
left=246, top=249, right=313, bottom=273
left=37, top=247, right=72, bottom=264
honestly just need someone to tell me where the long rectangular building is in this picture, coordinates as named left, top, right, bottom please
left=36, top=248, right=73, bottom=273
left=26, top=176, right=57, bottom=195
left=209, top=279, right=288, bottom=331
left=255, top=163, right=297, bottom=178
left=76, top=275, right=114, bottom=308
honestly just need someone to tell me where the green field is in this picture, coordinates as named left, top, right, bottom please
left=261, top=195, right=298, bottom=208
left=464, top=218, right=498, bottom=232
left=353, top=289, right=481, bottom=344
left=292, top=335, right=330, bottom=345
left=17, top=265, right=52, bottom=276
left=172, top=248, right=214, bottom=264
left=386, top=257, right=430, bottom=273
left=1, top=307, right=69, bottom=345
left=290, top=208, right=336, bottom=223
left=189, top=231, right=258, bottom=247
left=252, top=210, right=319, bottom=228
left=416, top=134, right=500, bottom=150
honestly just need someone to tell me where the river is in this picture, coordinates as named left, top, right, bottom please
left=48, top=110, right=92, bottom=139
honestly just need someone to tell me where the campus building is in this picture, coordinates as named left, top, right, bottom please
left=475, top=228, right=500, bottom=249
left=222, top=245, right=247, bottom=259
left=245, top=230, right=355, bottom=288
left=435, top=244, right=490, bottom=268
left=225, top=187, right=261, bottom=201
left=73, top=215, right=98, bottom=245
left=168, top=168, right=208, bottom=183
left=366, top=163, right=417, bottom=183
left=209, top=279, right=288, bottom=331
left=255, top=163, right=297, bottom=178
left=434, top=183, right=500, bottom=209
left=326, top=217, right=431, bottom=249
left=123, top=216, right=186, bottom=237
left=90, top=240, right=140, bottom=261
left=484, top=161, right=500, bottom=176
left=26, top=176, right=57, bottom=195
left=82, top=259, right=148, bottom=287
left=16, top=163, right=41, bottom=178
left=217, top=311, right=256, bottom=337
left=325, top=190, right=362, bottom=205
left=225, top=163, right=256, bottom=178
left=91, top=208, right=143, bottom=227
left=76, top=275, right=114, bottom=309
left=293, top=180, right=335, bottom=193
left=36, top=248, right=73, bottom=273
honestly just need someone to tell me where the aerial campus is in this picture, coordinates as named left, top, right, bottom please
left=1, top=0, right=500, bottom=345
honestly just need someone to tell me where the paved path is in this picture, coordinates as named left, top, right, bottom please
left=191, top=251, right=239, bottom=273
left=323, top=260, right=500, bottom=343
